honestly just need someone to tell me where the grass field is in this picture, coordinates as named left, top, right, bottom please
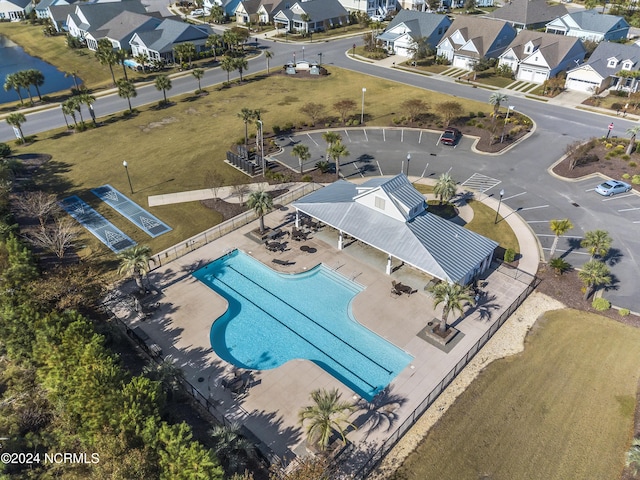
left=391, top=309, right=640, bottom=480
left=13, top=67, right=495, bottom=257
left=465, top=199, right=520, bottom=254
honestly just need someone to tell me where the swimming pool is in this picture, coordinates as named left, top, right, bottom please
left=193, top=250, right=412, bottom=401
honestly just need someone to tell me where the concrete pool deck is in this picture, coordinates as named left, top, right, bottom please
left=107, top=181, right=537, bottom=470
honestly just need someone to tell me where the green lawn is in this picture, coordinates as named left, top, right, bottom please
left=13, top=67, right=496, bottom=258
left=392, top=309, right=640, bottom=480
left=465, top=199, right=520, bottom=254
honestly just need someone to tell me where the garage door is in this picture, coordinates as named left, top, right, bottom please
left=565, top=77, right=600, bottom=93
left=395, top=46, right=410, bottom=57
left=517, top=68, right=548, bottom=84
left=453, top=56, right=468, bottom=69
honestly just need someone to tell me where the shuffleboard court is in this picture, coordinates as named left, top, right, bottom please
left=59, top=196, right=136, bottom=253
left=91, top=185, right=172, bottom=238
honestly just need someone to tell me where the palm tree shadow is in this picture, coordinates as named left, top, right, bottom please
left=352, top=386, right=407, bottom=440
left=603, top=247, right=623, bottom=266
left=561, top=237, right=582, bottom=259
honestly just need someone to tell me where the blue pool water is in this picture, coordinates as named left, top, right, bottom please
left=193, top=250, right=413, bottom=401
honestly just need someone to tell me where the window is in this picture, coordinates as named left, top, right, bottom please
left=374, top=196, right=386, bottom=210
left=608, top=59, right=618, bottom=68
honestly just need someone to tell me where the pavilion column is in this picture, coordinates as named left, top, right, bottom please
left=338, top=231, right=343, bottom=250
left=386, top=254, right=392, bottom=275
left=295, top=210, right=300, bottom=228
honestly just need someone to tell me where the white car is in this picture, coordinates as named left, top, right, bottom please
left=191, top=8, right=205, bottom=15
left=369, top=14, right=385, bottom=22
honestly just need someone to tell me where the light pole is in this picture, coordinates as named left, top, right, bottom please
left=318, top=52, right=322, bottom=65
left=494, top=189, right=504, bottom=224
left=406, top=153, right=411, bottom=176
left=302, top=46, right=305, bottom=60
left=361, top=87, right=366, bottom=125
left=123, top=160, right=133, bottom=194
left=500, top=105, right=514, bottom=143
left=256, top=120, right=265, bottom=176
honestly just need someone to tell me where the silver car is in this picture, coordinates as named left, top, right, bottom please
left=594, top=180, right=632, bottom=196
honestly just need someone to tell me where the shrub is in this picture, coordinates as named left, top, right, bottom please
left=621, top=154, right=630, bottom=160
left=272, top=125, right=281, bottom=135
left=0, top=143, right=11, bottom=159
left=469, top=111, right=476, bottom=118
left=301, top=175, right=313, bottom=182
left=509, top=126, right=524, bottom=137
left=477, top=111, right=485, bottom=118
left=629, top=161, right=637, bottom=167
left=632, top=174, right=640, bottom=184
left=611, top=102, right=623, bottom=111
left=614, top=145, right=625, bottom=153
left=605, top=143, right=613, bottom=149
left=504, top=248, right=516, bottom=263
left=549, top=257, right=571, bottom=275
left=592, top=297, right=611, bottom=311
left=619, top=308, right=630, bottom=317
left=623, top=173, right=631, bottom=179
left=315, top=160, right=331, bottom=173
left=466, top=120, right=476, bottom=126
left=283, top=121, right=294, bottom=131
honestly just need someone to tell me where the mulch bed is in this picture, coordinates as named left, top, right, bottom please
left=552, top=141, right=640, bottom=180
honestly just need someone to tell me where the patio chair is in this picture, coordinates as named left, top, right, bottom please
left=272, top=258, right=294, bottom=266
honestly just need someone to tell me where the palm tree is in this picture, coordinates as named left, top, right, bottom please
left=292, top=144, right=311, bottom=174
left=223, top=30, right=240, bottom=53
left=322, top=131, right=342, bottom=163
left=210, top=423, right=256, bottom=475
left=578, top=260, right=611, bottom=300
left=580, top=229, right=612, bottom=261
left=626, top=125, right=640, bottom=154
left=488, top=92, right=508, bottom=123
left=626, top=438, right=640, bottom=476
left=117, top=245, right=152, bottom=294
left=209, top=4, right=225, bottom=24
left=61, top=100, right=74, bottom=128
left=428, top=281, right=472, bottom=334
left=78, top=91, right=97, bottom=126
left=95, top=38, right=118, bottom=85
left=206, top=34, right=223, bottom=61
left=548, top=218, right=573, bottom=260
left=154, top=75, right=172, bottom=104
left=134, top=53, right=148, bottom=73
left=298, top=388, right=356, bottom=451
left=246, top=190, right=273, bottom=233
left=234, top=57, right=248, bottom=82
left=173, top=43, right=195, bottom=67
left=26, top=69, right=45, bottom=102
left=265, top=50, right=273, bottom=74
left=69, top=95, right=85, bottom=125
left=143, top=357, right=182, bottom=401
left=16, top=71, right=34, bottom=105
left=238, top=108, right=256, bottom=149
left=192, top=68, right=205, bottom=92
left=64, top=70, right=80, bottom=91
left=329, top=140, right=349, bottom=180
left=4, top=73, right=24, bottom=105
left=6, top=112, right=27, bottom=141
left=116, top=78, right=137, bottom=113
left=433, top=172, right=456, bottom=204
left=221, top=56, right=236, bottom=84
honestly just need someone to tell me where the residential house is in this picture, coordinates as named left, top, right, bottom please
left=565, top=41, right=640, bottom=93
left=377, top=10, right=451, bottom=57
left=399, top=0, right=492, bottom=13
left=66, top=0, right=148, bottom=45
left=48, top=3, right=77, bottom=31
left=436, top=17, right=517, bottom=70
left=340, top=0, right=396, bottom=17
left=203, top=0, right=242, bottom=17
left=0, top=0, right=31, bottom=21
left=84, top=11, right=163, bottom=51
left=129, top=19, right=212, bottom=63
left=498, top=30, right=586, bottom=84
left=235, top=0, right=280, bottom=25
left=486, top=0, right=567, bottom=31
left=546, top=10, right=629, bottom=42
left=292, top=174, right=497, bottom=284
left=35, top=0, right=74, bottom=20
left=273, top=0, right=348, bottom=33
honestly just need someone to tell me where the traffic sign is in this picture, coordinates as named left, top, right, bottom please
left=609, top=123, right=614, bottom=130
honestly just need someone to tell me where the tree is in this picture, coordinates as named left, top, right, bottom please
left=96, top=38, right=118, bottom=85
left=206, top=33, right=223, bottom=61
left=221, top=56, right=236, bottom=84
left=464, top=0, right=476, bottom=12
left=234, top=57, right=248, bottom=82
left=192, top=68, right=205, bottom=92
left=6, top=112, right=27, bottom=141
left=143, top=357, right=183, bottom=401
left=580, top=229, right=612, bottom=261
left=0, top=142, right=11, bottom=159
left=626, top=125, right=640, bottom=154
left=410, top=36, right=433, bottom=61
left=27, top=216, right=80, bottom=258
left=322, top=131, right=342, bottom=164
left=210, top=423, right=256, bottom=476
left=134, top=53, right=149, bottom=72
left=14, top=191, right=59, bottom=228
left=64, top=70, right=81, bottom=90
left=329, top=140, right=349, bottom=179
left=69, top=95, right=85, bottom=125
left=433, top=172, right=456, bottom=204
left=116, top=78, right=137, bottom=113
left=223, top=29, right=240, bottom=53
left=4, top=73, right=24, bottom=105
left=204, top=170, right=225, bottom=198
left=155, top=74, right=172, bottom=104
left=209, top=4, right=225, bottom=24
left=270, top=456, right=333, bottom=480
left=401, top=98, right=429, bottom=123
left=333, top=99, right=357, bottom=124
left=298, top=388, right=356, bottom=451
left=626, top=438, right=640, bottom=476
left=578, top=260, right=611, bottom=300
left=78, top=91, right=97, bottom=126
left=157, top=422, right=223, bottom=479
left=265, top=50, right=274, bottom=74
left=15, top=70, right=34, bottom=105
left=549, top=257, right=571, bottom=275
left=301, top=102, right=325, bottom=126
left=438, top=101, right=463, bottom=126
left=548, top=218, right=573, bottom=260
left=26, top=69, right=45, bottom=102
left=238, top=108, right=258, bottom=149
left=292, top=144, right=311, bottom=174
left=488, top=92, right=508, bottom=123
left=428, top=281, right=472, bottom=334
left=115, top=48, right=129, bottom=81
left=247, top=190, right=273, bottom=233
left=117, top=244, right=152, bottom=294
left=174, top=42, right=196, bottom=67
left=62, top=99, right=77, bottom=128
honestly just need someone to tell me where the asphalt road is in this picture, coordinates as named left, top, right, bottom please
left=1, top=35, right=639, bottom=310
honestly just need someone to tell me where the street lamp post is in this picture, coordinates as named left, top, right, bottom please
left=318, top=52, right=322, bottom=65
left=123, top=160, right=133, bottom=194
left=494, top=189, right=505, bottom=224
left=406, top=153, right=411, bottom=176
left=361, top=87, right=366, bottom=125
left=500, top=105, right=514, bottom=143
left=302, top=46, right=305, bottom=60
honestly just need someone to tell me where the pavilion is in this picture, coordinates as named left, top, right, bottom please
left=292, top=174, right=498, bottom=284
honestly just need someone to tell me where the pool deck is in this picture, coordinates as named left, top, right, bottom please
left=109, top=201, right=532, bottom=468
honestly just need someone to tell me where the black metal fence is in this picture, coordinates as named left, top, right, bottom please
left=337, top=267, right=540, bottom=479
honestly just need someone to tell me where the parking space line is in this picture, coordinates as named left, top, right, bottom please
left=377, top=161, right=383, bottom=176
left=383, top=129, right=386, bottom=142
left=401, top=129, right=404, bottom=142
left=527, top=220, right=551, bottom=223
left=540, top=247, right=590, bottom=256
left=584, top=188, right=595, bottom=192
left=353, top=163, right=364, bottom=178
left=344, top=130, right=351, bottom=142
left=306, top=133, right=318, bottom=146
left=503, top=192, right=526, bottom=201
left=518, top=205, right=549, bottom=211
left=602, top=194, right=634, bottom=201
left=618, top=207, right=640, bottom=212
left=363, top=129, right=368, bottom=141
left=537, top=234, right=583, bottom=238
left=419, top=131, right=423, bottom=144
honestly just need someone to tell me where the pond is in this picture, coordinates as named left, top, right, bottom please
left=0, top=35, right=79, bottom=104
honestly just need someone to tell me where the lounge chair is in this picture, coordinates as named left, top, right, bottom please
left=272, top=258, right=294, bottom=266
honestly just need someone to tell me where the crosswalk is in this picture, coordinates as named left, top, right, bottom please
left=461, top=173, right=502, bottom=194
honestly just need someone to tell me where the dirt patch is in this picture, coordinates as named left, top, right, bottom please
left=139, top=117, right=178, bottom=132
left=552, top=138, right=640, bottom=180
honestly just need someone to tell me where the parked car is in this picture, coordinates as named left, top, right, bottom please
left=369, top=14, right=385, bottom=22
left=594, top=180, right=632, bottom=196
left=191, top=8, right=205, bottom=15
left=440, top=127, right=462, bottom=146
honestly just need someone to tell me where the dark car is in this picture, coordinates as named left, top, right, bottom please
left=440, top=127, right=462, bottom=146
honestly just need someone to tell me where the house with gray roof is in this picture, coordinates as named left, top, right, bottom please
left=546, top=10, right=629, bottom=43
left=235, top=0, right=283, bottom=25
left=84, top=11, right=162, bottom=51
left=436, top=17, right=517, bottom=70
left=377, top=10, right=451, bottom=57
left=48, top=3, right=76, bottom=31
left=487, top=0, right=567, bottom=31
left=0, top=0, right=31, bottom=21
left=273, top=0, right=348, bottom=34
left=35, top=0, right=75, bottom=20
left=292, top=174, right=497, bottom=284
left=129, top=19, right=212, bottom=63
left=498, top=30, right=586, bottom=84
left=565, top=41, right=640, bottom=93
left=66, top=0, right=148, bottom=45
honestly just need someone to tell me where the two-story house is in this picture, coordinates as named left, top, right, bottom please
left=546, top=10, right=629, bottom=43
left=377, top=10, right=451, bottom=57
